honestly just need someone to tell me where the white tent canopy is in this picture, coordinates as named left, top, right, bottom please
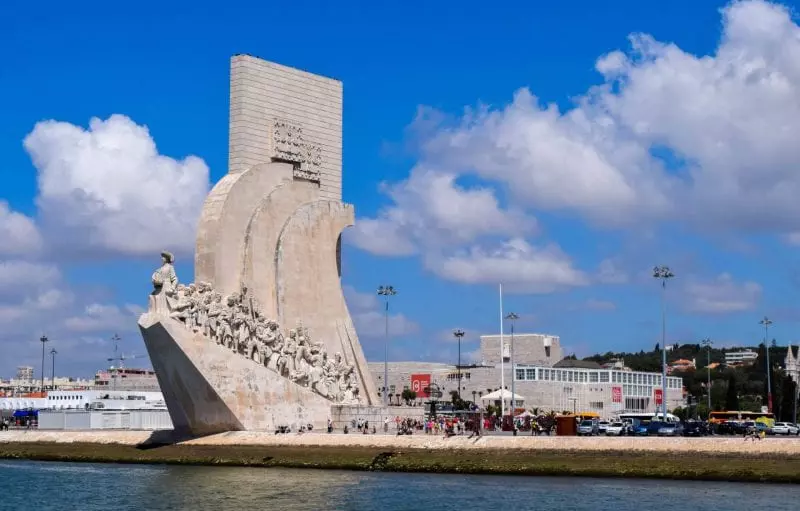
left=481, top=389, right=525, bottom=401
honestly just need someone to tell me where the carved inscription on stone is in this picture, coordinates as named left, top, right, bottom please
left=148, top=254, right=360, bottom=405
left=272, top=119, right=322, bottom=182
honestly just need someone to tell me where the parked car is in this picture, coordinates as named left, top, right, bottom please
left=771, top=422, right=800, bottom=435
left=605, top=421, right=625, bottom=436
left=646, top=421, right=669, bottom=436
left=683, top=421, right=708, bottom=437
left=577, top=420, right=599, bottom=436
left=598, top=420, right=610, bottom=434
left=657, top=422, right=684, bottom=437
left=632, top=422, right=649, bottom=436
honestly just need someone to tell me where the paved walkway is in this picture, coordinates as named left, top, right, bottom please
left=2, top=430, right=800, bottom=455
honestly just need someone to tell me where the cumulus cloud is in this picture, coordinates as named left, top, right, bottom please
left=63, top=303, right=144, bottom=334
left=23, top=114, right=210, bottom=258
left=349, top=166, right=535, bottom=257
left=0, top=261, right=61, bottom=301
left=352, top=0, right=800, bottom=288
left=0, top=202, right=43, bottom=257
left=429, top=238, right=588, bottom=293
left=682, top=273, right=762, bottom=314
left=422, top=0, right=800, bottom=234
left=0, top=114, right=208, bottom=375
left=343, top=285, right=420, bottom=338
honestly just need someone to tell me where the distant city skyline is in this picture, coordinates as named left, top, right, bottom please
left=4, top=0, right=800, bottom=376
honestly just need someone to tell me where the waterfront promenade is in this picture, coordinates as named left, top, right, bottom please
left=3, top=430, right=800, bottom=483
left=2, top=429, right=800, bottom=453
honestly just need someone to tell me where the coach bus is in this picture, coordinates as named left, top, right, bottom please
left=708, top=411, right=775, bottom=427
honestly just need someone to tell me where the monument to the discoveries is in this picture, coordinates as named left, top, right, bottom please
left=138, top=54, right=380, bottom=435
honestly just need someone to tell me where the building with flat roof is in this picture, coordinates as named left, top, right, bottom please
left=369, top=332, right=684, bottom=417
left=15, top=366, right=34, bottom=381
left=725, top=350, right=758, bottom=366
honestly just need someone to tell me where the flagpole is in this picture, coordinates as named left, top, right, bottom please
left=499, top=283, right=505, bottom=418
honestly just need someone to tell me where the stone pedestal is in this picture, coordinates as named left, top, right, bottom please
left=140, top=313, right=334, bottom=435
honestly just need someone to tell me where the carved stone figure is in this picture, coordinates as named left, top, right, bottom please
left=149, top=260, right=360, bottom=404
left=149, top=251, right=178, bottom=314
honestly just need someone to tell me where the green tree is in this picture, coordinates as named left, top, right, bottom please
left=725, top=374, right=739, bottom=411
left=779, top=377, right=796, bottom=422
left=449, top=390, right=468, bottom=410
left=401, top=388, right=417, bottom=406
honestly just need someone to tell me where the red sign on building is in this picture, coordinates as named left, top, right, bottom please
left=654, top=388, right=663, bottom=406
left=612, top=386, right=622, bottom=403
left=411, top=374, right=431, bottom=398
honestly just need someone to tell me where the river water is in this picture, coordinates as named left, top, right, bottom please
left=2, top=460, right=799, bottom=510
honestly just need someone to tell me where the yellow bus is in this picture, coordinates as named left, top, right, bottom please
left=709, top=411, right=775, bottom=427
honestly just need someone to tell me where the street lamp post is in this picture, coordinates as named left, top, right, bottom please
left=505, top=312, right=519, bottom=420
left=50, top=348, right=57, bottom=390
left=39, top=335, right=49, bottom=393
left=701, top=338, right=713, bottom=416
left=759, top=316, right=773, bottom=413
left=453, top=329, right=465, bottom=403
left=653, top=266, right=674, bottom=420
left=377, top=285, right=397, bottom=407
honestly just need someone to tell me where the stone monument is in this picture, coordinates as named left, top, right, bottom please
left=138, top=55, right=380, bottom=435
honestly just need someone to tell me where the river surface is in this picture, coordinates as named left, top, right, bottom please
left=2, top=460, right=799, bottom=510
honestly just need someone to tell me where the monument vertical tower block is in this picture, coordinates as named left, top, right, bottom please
left=139, top=55, right=380, bottom=435
left=228, top=55, right=342, bottom=200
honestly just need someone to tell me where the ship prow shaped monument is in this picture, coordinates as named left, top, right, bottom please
left=138, top=55, right=381, bottom=435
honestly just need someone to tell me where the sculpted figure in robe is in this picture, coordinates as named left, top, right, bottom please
left=149, top=251, right=178, bottom=314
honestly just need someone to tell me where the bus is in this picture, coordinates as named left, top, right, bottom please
left=708, top=411, right=775, bottom=427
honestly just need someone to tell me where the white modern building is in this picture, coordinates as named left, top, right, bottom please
left=724, top=349, right=758, bottom=366
left=786, top=346, right=800, bottom=386
left=369, top=332, right=684, bottom=417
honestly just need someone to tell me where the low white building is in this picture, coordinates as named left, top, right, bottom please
left=725, top=350, right=758, bottom=366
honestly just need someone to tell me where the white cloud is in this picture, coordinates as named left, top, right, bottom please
left=429, top=238, right=588, bottom=293
left=683, top=273, right=762, bottom=314
left=349, top=166, right=534, bottom=257
left=596, top=259, right=629, bottom=284
left=63, top=303, right=142, bottom=333
left=23, top=114, right=210, bottom=258
left=343, top=285, right=420, bottom=338
left=0, top=202, right=42, bottom=257
left=0, top=261, right=61, bottom=301
left=354, top=0, right=800, bottom=279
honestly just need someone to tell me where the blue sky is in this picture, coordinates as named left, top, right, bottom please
left=3, top=0, right=800, bottom=377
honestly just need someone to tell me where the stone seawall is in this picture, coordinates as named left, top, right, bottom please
left=3, top=430, right=800, bottom=454
left=2, top=431, right=800, bottom=483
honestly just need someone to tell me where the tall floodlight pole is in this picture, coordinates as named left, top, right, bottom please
left=701, top=338, right=713, bottom=416
left=759, top=316, right=773, bottom=413
left=453, top=329, right=465, bottom=402
left=39, top=335, right=49, bottom=393
left=505, top=312, right=520, bottom=419
left=50, top=348, right=57, bottom=390
left=499, top=284, right=505, bottom=417
left=377, top=285, right=396, bottom=407
left=653, top=266, right=674, bottom=420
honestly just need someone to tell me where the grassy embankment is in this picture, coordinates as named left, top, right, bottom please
left=1, top=442, right=799, bottom=483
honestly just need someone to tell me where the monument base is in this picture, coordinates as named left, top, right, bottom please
left=139, top=313, right=334, bottom=435
left=330, top=405, right=393, bottom=430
